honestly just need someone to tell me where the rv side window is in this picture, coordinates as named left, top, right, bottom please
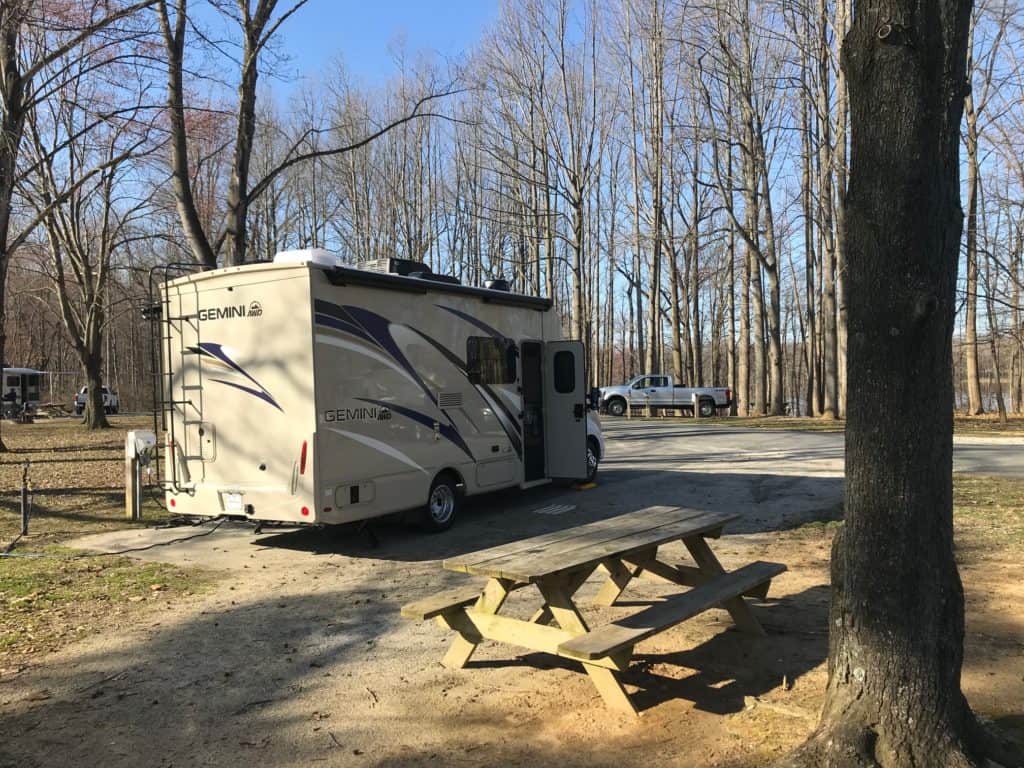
left=553, top=351, right=575, bottom=393
left=5, top=376, right=18, bottom=387
left=467, top=337, right=515, bottom=385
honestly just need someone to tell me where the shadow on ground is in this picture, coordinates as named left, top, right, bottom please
left=252, top=468, right=843, bottom=564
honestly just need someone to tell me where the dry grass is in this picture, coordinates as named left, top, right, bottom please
left=953, top=413, right=1024, bottom=437
left=0, top=415, right=213, bottom=670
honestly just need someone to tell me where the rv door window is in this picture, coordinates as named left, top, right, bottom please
left=467, top=337, right=515, bottom=385
left=553, top=350, right=576, bottom=393
left=5, top=376, right=18, bottom=387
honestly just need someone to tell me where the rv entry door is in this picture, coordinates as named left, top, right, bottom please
left=543, top=341, right=587, bottom=479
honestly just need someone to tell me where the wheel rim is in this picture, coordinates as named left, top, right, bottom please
left=587, top=443, right=598, bottom=474
left=610, top=401, right=624, bottom=415
left=429, top=484, right=455, bottom=524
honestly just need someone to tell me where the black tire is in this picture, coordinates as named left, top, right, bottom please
left=585, top=437, right=600, bottom=483
left=606, top=397, right=627, bottom=417
left=698, top=399, right=715, bottom=418
left=420, top=473, right=461, bottom=533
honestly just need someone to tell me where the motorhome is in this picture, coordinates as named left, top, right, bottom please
left=2, top=367, right=44, bottom=417
left=156, top=250, right=603, bottom=531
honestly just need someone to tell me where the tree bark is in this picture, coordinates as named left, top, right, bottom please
left=783, top=3, right=1018, bottom=766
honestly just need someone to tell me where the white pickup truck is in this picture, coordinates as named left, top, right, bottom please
left=73, top=385, right=119, bottom=415
left=599, top=375, right=732, bottom=417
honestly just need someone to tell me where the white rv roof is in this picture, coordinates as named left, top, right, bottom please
left=164, top=260, right=554, bottom=311
left=2, top=367, right=45, bottom=374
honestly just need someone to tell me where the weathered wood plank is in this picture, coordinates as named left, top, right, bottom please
left=557, top=561, right=787, bottom=661
left=401, top=586, right=490, bottom=620
left=625, top=557, right=776, bottom=599
left=443, top=506, right=710, bottom=574
left=472, top=512, right=734, bottom=583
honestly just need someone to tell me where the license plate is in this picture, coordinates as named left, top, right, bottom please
left=224, top=493, right=243, bottom=512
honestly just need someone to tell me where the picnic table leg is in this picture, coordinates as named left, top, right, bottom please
left=682, top=535, right=766, bottom=636
left=441, top=577, right=513, bottom=669
left=537, top=575, right=637, bottom=715
left=531, top=564, right=599, bottom=625
left=593, top=555, right=647, bottom=607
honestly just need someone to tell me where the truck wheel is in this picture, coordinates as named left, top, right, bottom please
left=699, top=399, right=715, bottom=418
left=586, top=437, right=600, bottom=483
left=420, top=473, right=460, bottom=533
left=607, top=397, right=627, bottom=417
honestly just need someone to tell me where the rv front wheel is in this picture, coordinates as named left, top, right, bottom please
left=586, top=437, right=600, bottom=483
left=422, top=474, right=460, bottom=532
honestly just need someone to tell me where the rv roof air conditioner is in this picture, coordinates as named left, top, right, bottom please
left=274, top=248, right=337, bottom=268
left=485, top=278, right=510, bottom=292
left=358, top=257, right=461, bottom=286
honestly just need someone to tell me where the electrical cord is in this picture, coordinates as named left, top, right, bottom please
left=0, top=517, right=228, bottom=559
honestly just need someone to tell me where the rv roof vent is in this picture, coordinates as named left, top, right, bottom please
left=274, top=248, right=337, bottom=268
left=485, top=278, right=510, bottom=292
left=438, top=391, right=464, bottom=410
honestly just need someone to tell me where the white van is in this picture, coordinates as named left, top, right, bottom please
left=156, top=251, right=603, bottom=531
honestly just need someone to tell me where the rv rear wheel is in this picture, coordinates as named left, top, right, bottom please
left=421, top=474, right=460, bottom=532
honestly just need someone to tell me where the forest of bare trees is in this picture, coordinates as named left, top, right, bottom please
left=3, top=0, right=1024, bottom=426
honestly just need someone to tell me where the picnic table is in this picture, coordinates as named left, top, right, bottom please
left=402, top=506, right=786, bottom=715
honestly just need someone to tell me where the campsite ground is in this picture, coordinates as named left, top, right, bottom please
left=0, top=416, right=1021, bottom=767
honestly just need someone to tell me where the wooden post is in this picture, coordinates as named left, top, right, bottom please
left=125, top=434, right=141, bottom=521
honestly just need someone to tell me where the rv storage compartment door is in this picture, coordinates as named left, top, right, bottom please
left=542, top=341, right=587, bottom=479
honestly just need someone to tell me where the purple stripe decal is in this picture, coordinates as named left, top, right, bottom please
left=436, top=304, right=510, bottom=340
left=356, top=398, right=475, bottom=460
left=193, top=343, right=283, bottom=412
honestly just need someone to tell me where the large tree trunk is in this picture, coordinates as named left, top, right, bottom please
left=82, top=355, right=110, bottom=430
left=0, top=12, right=26, bottom=451
left=784, top=3, right=1018, bottom=766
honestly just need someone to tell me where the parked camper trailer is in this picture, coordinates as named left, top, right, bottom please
left=157, top=250, right=603, bottom=531
left=2, top=367, right=44, bottom=418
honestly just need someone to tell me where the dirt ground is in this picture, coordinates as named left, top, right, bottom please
left=0, top=417, right=1022, bottom=767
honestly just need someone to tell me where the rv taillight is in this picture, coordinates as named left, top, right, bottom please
left=169, top=498, right=176, bottom=508
left=299, top=441, right=308, bottom=475
left=301, top=506, right=310, bottom=517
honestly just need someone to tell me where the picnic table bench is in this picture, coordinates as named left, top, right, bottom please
left=402, top=506, right=786, bottom=715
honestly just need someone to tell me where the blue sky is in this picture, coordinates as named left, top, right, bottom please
left=270, top=0, right=500, bottom=85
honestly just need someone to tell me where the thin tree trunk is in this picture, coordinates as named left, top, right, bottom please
left=963, top=24, right=984, bottom=414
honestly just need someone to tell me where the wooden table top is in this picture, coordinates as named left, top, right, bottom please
left=443, top=506, right=737, bottom=583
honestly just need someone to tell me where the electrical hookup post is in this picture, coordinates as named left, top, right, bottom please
left=125, top=430, right=157, bottom=521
